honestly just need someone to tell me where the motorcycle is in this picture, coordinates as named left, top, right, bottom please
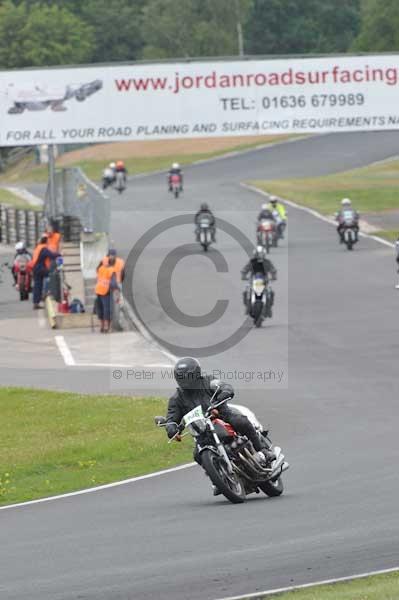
left=13, top=256, right=32, bottom=301
left=169, top=173, right=182, bottom=198
left=272, top=210, right=286, bottom=241
left=257, top=219, right=277, bottom=253
left=245, top=273, right=273, bottom=327
left=102, top=168, right=115, bottom=190
left=115, top=171, right=126, bottom=194
left=339, top=210, right=358, bottom=250
left=155, top=392, right=289, bottom=504
left=198, top=217, right=212, bottom=251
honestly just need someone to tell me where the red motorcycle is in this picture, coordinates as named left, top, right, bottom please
left=169, top=173, right=182, bottom=198
left=257, top=219, right=277, bottom=254
left=13, top=256, right=32, bottom=301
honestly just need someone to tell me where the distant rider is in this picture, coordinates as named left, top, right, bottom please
left=267, top=196, right=287, bottom=238
left=115, top=160, right=127, bottom=184
left=168, top=162, right=183, bottom=191
left=195, top=203, right=216, bottom=242
left=241, top=246, right=277, bottom=317
left=12, top=241, right=32, bottom=285
left=395, top=235, right=399, bottom=289
left=165, top=357, right=275, bottom=474
left=336, top=198, right=359, bottom=243
left=257, top=204, right=276, bottom=223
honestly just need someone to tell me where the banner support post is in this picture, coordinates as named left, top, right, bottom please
left=48, top=144, right=56, bottom=220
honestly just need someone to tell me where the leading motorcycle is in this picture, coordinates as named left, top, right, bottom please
left=244, top=273, right=273, bottom=328
left=155, top=392, right=289, bottom=504
left=340, top=210, right=358, bottom=250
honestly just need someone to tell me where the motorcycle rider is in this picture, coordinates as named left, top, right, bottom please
left=194, top=203, right=216, bottom=242
left=115, top=160, right=127, bottom=184
left=165, top=357, right=275, bottom=471
left=336, top=198, right=359, bottom=243
left=102, top=164, right=115, bottom=187
left=168, top=162, right=183, bottom=191
left=241, top=246, right=277, bottom=317
left=268, top=196, right=287, bottom=238
left=257, top=203, right=276, bottom=223
left=12, top=241, right=32, bottom=285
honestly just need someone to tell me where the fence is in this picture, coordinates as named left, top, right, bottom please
left=47, top=167, right=110, bottom=234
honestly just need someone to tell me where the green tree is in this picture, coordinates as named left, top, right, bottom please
left=141, top=0, right=252, bottom=59
left=80, top=0, right=145, bottom=63
left=0, top=1, right=94, bottom=69
left=245, top=0, right=360, bottom=55
left=352, top=0, right=399, bottom=51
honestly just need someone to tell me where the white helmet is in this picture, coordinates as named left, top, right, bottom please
left=270, top=196, right=278, bottom=204
left=172, top=162, right=180, bottom=169
left=341, top=198, right=351, bottom=206
left=109, top=162, right=116, bottom=169
left=255, top=245, right=266, bottom=259
left=15, top=241, right=25, bottom=252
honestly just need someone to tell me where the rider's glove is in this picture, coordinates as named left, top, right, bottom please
left=166, top=423, right=179, bottom=439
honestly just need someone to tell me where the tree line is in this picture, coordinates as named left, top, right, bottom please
left=0, top=0, right=397, bottom=70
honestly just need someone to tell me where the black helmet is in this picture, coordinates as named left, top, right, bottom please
left=200, top=203, right=209, bottom=211
left=174, top=357, right=201, bottom=389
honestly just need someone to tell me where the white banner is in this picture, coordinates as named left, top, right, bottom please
left=1, top=54, right=399, bottom=146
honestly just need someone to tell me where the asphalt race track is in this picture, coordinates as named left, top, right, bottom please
left=1, top=132, right=399, bottom=599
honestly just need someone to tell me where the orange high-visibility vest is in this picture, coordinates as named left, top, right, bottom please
left=47, top=232, right=61, bottom=253
left=95, top=264, right=114, bottom=295
left=102, top=256, right=125, bottom=283
left=30, top=243, right=50, bottom=270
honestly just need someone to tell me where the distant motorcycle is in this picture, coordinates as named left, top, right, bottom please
left=339, top=210, right=358, bottom=250
left=169, top=174, right=182, bottom=198
left=155, top=392, right=289, bottom=504
left=13, top=256, right=32, bottom=301
left=115, top=171, right=126, bottom=194
left=198, top=216, right=212, bottom=251
left=102, top=168, right=115, bottom=190
left=257, top=219, right=276, bottom=253
left=245, top=273, right=273, bottom=328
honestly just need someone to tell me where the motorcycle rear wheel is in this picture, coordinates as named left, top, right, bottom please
left=201, top=450, right=245, bottom=504
left=258, top=477, right=284, bottom=497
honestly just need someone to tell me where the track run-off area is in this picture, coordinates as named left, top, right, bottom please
left=1, top=132, right=399, bottom=599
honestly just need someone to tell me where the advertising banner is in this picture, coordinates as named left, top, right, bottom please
left=1, top=54, right=399, bottom=145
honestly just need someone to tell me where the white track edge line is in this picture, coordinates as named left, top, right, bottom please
left=54, top=335, right=76, bottom=366
left=215, top=566, right=399, bottom=600
left=241, top=183, right=395, bottom=249
left=0, top=462, right=195, bottom=511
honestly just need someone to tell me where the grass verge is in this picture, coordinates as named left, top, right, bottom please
left=0, top=387, right=192, bottom=506
left=0, top=187, right=36, bottom=210
left=262, top=570, right=399, bottom=600
left=0, top=135, right=296, bottom=184
left=250, top=158, right=399, bottom=216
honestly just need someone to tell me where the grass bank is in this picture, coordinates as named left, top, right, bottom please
left=263, top=570, right=399, bottom=600
left=251, top=158, right=399, bottom=216
left=0, top=387, right=192, bottom=506
left=0, top=135, right=296, bottom=184
left=0, top=187, right=35, bottom=210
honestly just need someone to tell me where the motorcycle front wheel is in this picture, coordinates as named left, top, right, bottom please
left=258, top=477, right=284, bottom=497
left=201, top=450, right=245, bottom=504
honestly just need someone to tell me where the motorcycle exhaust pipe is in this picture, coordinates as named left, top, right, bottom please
left=269, top=457, right=289, bottom=480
